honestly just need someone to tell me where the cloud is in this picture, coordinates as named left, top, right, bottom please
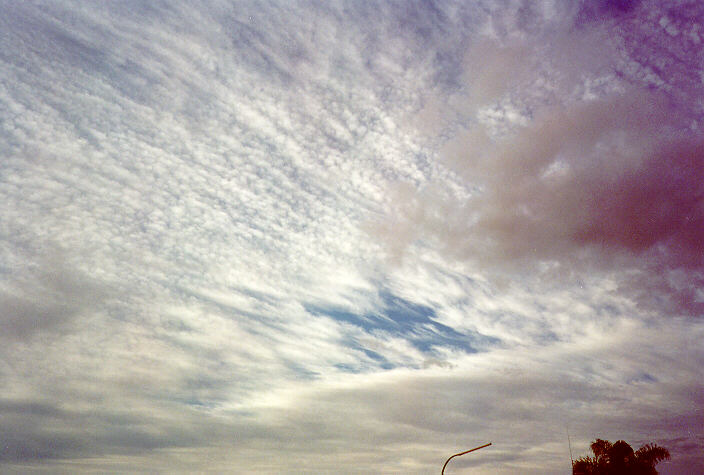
left=576, top=0, right=644, bottom=24
left=381, top=13, right=704, bottom=317
left=1, top=0, right=703, bottom=473
left=231, top=319, right=703, bottom=473
left=450, top=91, right=701, bottom=264
left=6, top=318, right=696, bottom=473
left=0, top=246, right=113, bottom=341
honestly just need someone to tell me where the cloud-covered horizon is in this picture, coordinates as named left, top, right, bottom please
left=1, top=1, right=702, bottom=473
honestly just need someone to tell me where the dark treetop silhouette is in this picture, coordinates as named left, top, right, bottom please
left=572, top=438, right=670, bottom=475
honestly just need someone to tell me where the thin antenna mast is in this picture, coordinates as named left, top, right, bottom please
left=567, top=427, right=574, bottom=469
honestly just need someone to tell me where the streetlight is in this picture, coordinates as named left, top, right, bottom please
left=441, top=442, right=492, bottom=474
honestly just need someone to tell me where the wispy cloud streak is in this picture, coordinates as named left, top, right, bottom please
left=1, top=1, right=703, bottom=473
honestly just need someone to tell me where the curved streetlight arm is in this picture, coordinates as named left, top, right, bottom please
left=441, top=442, right=492, bottom=474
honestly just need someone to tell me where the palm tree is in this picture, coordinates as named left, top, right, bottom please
left=572, top=438, right=670, bottom=474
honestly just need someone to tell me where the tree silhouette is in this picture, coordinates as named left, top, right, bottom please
left=573, top=438, right=670, bottom=474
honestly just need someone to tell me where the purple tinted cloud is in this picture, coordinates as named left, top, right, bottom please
left=381, top=4, right=704, bottom=317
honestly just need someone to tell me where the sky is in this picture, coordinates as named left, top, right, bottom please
left=1, top=0, right=703, bottom=473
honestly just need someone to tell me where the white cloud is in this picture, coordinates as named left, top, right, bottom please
left=1, top=0, right=702, bottom=473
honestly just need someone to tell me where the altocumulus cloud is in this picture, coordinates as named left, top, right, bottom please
left=0, top=0, right=703, bottom=473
